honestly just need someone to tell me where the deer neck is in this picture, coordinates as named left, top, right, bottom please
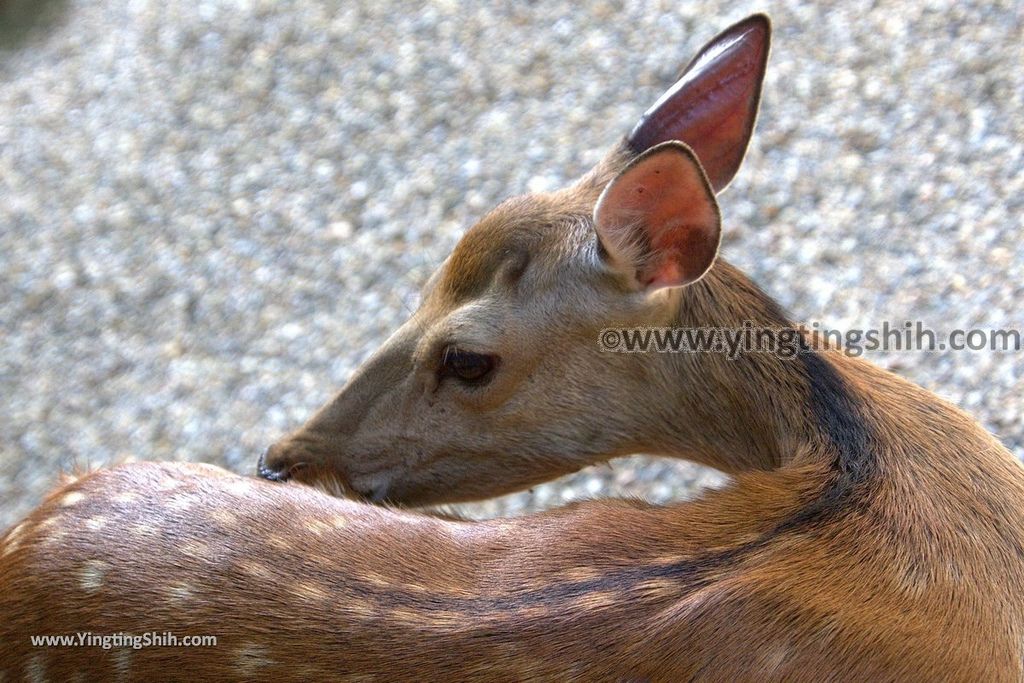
left=640, top=260, right=874, bottom=479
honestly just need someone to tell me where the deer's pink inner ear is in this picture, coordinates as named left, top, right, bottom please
left=627, top=14, right=770, bottom=193
left=594, top=142, right=721, bottom=291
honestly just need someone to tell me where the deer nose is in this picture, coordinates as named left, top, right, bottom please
left=258, top=434, right=362, bottom=499
left=257, top=441, right=308, bottom=483
left=257, top=448, right=285, bottom=482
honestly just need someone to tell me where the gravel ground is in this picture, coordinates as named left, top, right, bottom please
left=1, top=0, right=1021, bottom=530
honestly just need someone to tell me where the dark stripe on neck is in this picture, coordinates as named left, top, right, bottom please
left=744, top=277, right=876, bottom=481
left=770, top=341, right=877, bottom=533
left=699, top=271, right=878, bottom=531
left=745, top=281, right=877, bottom=530
left=681, top=265, right=878, bottom=531
left=797, top=341, right=875, bottom=481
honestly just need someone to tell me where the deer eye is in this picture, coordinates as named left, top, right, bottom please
left=440, top=346, right=498, bottom=384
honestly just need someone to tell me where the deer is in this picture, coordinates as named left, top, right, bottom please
left=3, top=13, right=1023, bottom=682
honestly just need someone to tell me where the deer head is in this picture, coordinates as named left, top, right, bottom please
left=260, top=15, right=772, bottom=504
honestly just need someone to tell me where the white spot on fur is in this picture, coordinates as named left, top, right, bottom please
left=345, top=600, right=375, bottom=619
left=166, top=495, right=194, bottom=512
left=222, top=478, right=253, bottom=497
left=759, top=643, right=791, bottom=674
left=330, top=515, right=347, bottom=530
left=266, top=534, right=291, bottom=551
left=60, top=491, right=85, bottom=507
left=292, top=580, right=328, bottom=602
left=210, top=507, right=238, bottom=527
left=25, top=654, right=46, bottom=683
left=633, top=577, right=677, bottom=598
left=306, top=519, right=333, bottom=536
left=112, top=491, right=140, bottom=504
left=388, top=607, right=422, bottom=624
left=59, top=471, right=84, bottom=486
left=38, top=518, right=66, bottom=548
left=560, top=566, right=603, bottom=582
left=84, top=516, right=108, bottom=532
left=1, top=522, right=28, bottom=557
left=180, top=540, right=211, bottom=560
left=236, top=643, right=274, bottom=677
left=237, top=558, right=272, bottom=580
left=186, top=462, right=230, bottom=476
left=155, top=478, right=180, bottom=491
left=113, top=648, right=132, bottom=682
left=361, top=571, right=390, bottom=588
left=5, top=521, right=27, bottom=544
left=570, top=590, right=617, bottom=611
left=166, top=580, right=194, bottom=603
left=670, top=583, right=728, bottom=621
left=132, top=522, right=160, bottom=538
left=80, top=560, right=108, bottom=593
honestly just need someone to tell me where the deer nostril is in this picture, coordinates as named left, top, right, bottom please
left=257, top=447, right=292, bottom=483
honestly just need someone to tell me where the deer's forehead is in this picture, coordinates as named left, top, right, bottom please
left=436, top=194, right=592, bottom=304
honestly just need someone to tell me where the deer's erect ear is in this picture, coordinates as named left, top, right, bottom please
left=594, top=142, right=721, bottom=292
left=627, top=14, right=770, bottom=193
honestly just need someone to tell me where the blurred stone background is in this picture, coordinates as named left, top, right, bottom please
left=1, top=0, right=1021, bottom=529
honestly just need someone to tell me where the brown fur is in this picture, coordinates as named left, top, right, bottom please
left=3, top=13, right=1023, bottom=681
left=3, top=375, right=1023, bottom=682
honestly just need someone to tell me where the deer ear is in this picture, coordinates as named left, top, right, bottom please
left=594, top=141, right=721, bottom=292
left=627, top=14, right=770, bottom=192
